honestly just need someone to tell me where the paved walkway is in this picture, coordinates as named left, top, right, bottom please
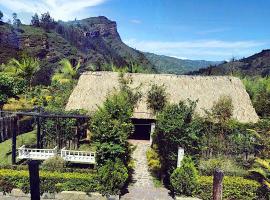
left=121, top=140, right=174, bottom=200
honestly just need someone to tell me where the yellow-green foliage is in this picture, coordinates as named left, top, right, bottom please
left=0, top=169, right=98, bottom=194
left=199, top=157, right=246, bottom=176
left=242, top=76, right=270, bottom=117
left=3, top=97, right=33, bottom=111
left=146, top=146, right=161, bottom=177
left=196, top=176, right=260, bottom=200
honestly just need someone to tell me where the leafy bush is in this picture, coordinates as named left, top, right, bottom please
left=210, top=95, right=233, bottom=123
left=90, top=85, right=136, bottom=166
left=153, top=100, right=202, bottom=175
left=147, top=84, right=168, bottom=113
left=97, top=159, right=128, bottom=196
left=0, top=169, right=98, bottom=194
left=146, top=146, right=162, bottom=178
left=170, top=157, right=199, bottom=196
left=0, top=73, right=26, bottom=109
left=199, top=157, right=247, bottom=176
left=41, top=156, right=66, bottom=171
left=196, top=176, right=260, bottom=200
left=242, top=76, right=270, bottom=117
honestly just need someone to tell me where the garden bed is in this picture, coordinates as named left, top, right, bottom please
left=0, top=169, right=98, bottom=194
left=196, top=176, right=261, bottom=200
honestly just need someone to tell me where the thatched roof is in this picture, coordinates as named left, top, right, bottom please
left=66, top=71, right=259, bottom=123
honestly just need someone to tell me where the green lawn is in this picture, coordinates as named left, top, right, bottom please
left=0, top=130, right=36, bottom=165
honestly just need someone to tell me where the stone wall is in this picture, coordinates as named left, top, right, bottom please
left=0, top=189, right=119, bottom=200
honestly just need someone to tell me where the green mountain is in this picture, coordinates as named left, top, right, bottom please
left=0, top=15, right=222, bottom=85
left=144, top=52, right=220, bottom=74
left=190, top=50, right=270, bottom=77
left=0, top=16, right=155, bottom=84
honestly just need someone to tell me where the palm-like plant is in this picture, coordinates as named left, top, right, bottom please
left=4, top=56, right=40, bottom=89
left=249, top=158, right=270, bottom=189
left=52, top=59, right=80, bottom=84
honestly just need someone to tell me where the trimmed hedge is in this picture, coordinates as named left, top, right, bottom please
left=0, top=169, right=98, bottom=194
left=196, top=176, right=260, bottom=200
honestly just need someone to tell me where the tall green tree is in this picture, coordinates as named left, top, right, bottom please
left=153, top=100, right=202, bottom=176
left=12, top=12, right=21, bottom=27
left=40, top=12, right=55, bottom=31
left=0, top=11, right=3, bottom=22
left=4, top=56, right=40, bottom=89
left=52, top=59, right=81, bottom=84
left=31, top=13, right=40, bottom=27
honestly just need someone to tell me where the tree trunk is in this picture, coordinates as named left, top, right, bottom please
left=213, top=169, right=224, bottom=200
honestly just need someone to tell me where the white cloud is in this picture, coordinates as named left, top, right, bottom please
left=130, top=19, right=141, bottom=24
left=124, top=39, right=267, bottom=60
left=0, top=0, right=107, bottom=21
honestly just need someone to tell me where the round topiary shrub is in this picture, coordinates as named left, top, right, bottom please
left=170, top=156, right=199, bottom=196
left=41, top=156, right=66, bottom=171
left=97, top=158, right=128, bottom=196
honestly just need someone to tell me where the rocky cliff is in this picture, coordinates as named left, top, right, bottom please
left=0, top=16, right=155, bottom=84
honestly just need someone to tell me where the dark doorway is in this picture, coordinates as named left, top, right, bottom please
left=130, top=119, right=154, bottom=140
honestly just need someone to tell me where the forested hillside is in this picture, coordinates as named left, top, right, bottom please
left=144, top=52, right=220, bottom=74
left=190, top=50, right=270, bottom=77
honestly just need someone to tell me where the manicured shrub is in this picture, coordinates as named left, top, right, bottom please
left=41, top=156, right=66, bottom=171
left=0, top=169, right=98, bottom=194
left=196, top=176, right=260, bottom=200
left=97, top=159, right=128, bottom=196
left=199, top=157, right=247, bottom=176
left=170, top=157, right=199, bottom=196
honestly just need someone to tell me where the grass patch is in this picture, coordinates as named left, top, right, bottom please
left=0, top=130, right=36, bottom=165
left=153, top=177, right=163, bottom=188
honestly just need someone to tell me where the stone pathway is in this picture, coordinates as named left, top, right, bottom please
left=121, top=140, right=174, bottom=200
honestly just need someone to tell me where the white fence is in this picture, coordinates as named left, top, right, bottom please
left=18, top=145, right=57, bottom=160
left=17, top=146, right=96, bottom=164
left=61, top=147, right=96, bottom=164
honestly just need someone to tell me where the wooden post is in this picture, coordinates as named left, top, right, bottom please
left=0, top=118, right=3, bottom=142
left=12, top=116, right=18, bottom=165
left=28, top=160, right=40, bottom=200
left=36, top=116, right=41, bottom=148
left=40, top=117, right=44, bottom=149
left=76, top=118, right=81, bottom=149
left=213, top=169, right=224, bottom=200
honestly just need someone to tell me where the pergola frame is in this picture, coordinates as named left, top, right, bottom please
left=0, top=109, right=89, bottom=165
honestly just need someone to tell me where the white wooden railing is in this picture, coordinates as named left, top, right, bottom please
left=17, top=146, right=96, bottom=164
left=61, top=147, right=96, bottom=164
left=18, top=145, right=57, bottom=160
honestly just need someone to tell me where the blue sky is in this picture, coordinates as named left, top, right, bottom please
left=0, top=0, right=269, bottom=61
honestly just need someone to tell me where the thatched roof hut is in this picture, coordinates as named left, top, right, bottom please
left=66, top=71, right=259, bottom=123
